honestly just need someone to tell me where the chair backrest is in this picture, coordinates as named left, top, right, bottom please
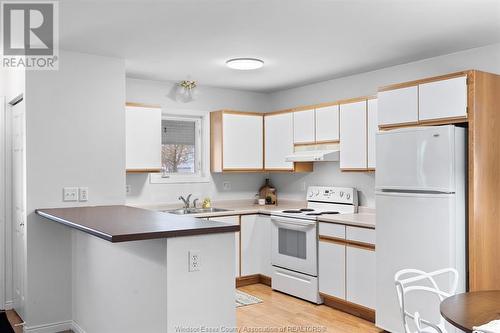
left=394, top=268, right=459, bottom=333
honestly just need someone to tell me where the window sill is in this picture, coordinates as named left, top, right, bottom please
left=149, top=173, right=210, bottom=184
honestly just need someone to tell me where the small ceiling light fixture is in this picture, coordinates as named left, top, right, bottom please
left=175, top=80, right=197, bottom=103
left=226, top=58, right=264, bottom=70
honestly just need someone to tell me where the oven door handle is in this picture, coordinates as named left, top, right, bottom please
left=271, top=217, right=316, bottom=231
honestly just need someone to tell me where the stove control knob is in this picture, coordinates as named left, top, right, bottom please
left=339, top=191, right=344, bottom=198
left=346, top=193, right=351, bottom=200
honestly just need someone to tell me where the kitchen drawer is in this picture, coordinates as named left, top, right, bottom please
left=346, top=226, right=375, bottom=245
left=319, top=222, right=345, bottom=239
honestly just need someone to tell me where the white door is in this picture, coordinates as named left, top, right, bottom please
left=377, top=86, right=418, bottom=126
left=376, top=126, right=464, bottom=192
left=340, top=101, right=367, bottom=169
left=293, top=110, right=315, bottom=144
left=315, top=105, right=339, bottom=142
left=12, top=98, right=26, bottom=319
left=209, top=216, right=240, bottom=278
left=240, top=215, right=259, bottom=276
left=419, top=76, right=467, bottom=121
left=257, top=215, right=273, bottom=277
left=375, top=192, right=465, bottom=333
left=318, top=240, right=345, bottom=299
left=346, top=246, right=376, bottom=309
left=223, top=113, right=263, bottom=170
left=264, top=113, right=293, bottom=170
left=367, top=99, right=378, bottom=169
left=125, top=106, right=162, bottom=170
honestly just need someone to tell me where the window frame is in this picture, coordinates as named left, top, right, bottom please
left=150, top=113, right=210, bottom=184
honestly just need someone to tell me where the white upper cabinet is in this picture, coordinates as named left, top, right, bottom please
left=419, top=76, right=467, bottom=121
left=265, top=113, right=294, bottom=170
left=367, top=99, right=378, bottom=169
left=377, top=86, right=418, bottom=126
left=315, top=105, right=340, bottom=142
left=293, top=109, right=315, bottom=144
left=222, top=113, right=263, bottom=170
left=126, top=106, right=162, bottom=171
left=340, top=101, right=367, bottom=169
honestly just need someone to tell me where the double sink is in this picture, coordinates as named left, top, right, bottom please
left=166, top=207, right=230, bottom=215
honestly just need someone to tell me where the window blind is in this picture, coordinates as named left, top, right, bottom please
left=162, top=120, right=195, bottom=145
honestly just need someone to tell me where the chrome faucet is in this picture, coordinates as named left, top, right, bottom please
left=178, top=194, right=192, bottom=209
left=192, top=198, right=199, bottom=208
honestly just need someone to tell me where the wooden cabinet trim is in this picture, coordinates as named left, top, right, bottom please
left=126, top=168, right=161, bottom=174
left=320, top=292, right=375, bottom=323
left=378, top=70, right=472, bottom=92
left=319, top=235, right=375, bottom=251
left=125, top=102, right=162, bottom=109
left=337, top=96, right=375, bottom=105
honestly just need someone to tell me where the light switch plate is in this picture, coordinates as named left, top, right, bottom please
left=79, top=187, right=88, bottom=201
left=63, top=187, right=78, bottom=202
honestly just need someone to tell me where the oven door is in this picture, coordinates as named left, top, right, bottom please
left=271, top=216, right=317, bottom=276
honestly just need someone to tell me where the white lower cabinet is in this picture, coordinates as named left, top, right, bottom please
left=241, top=215, right=272, bottom=277
left=208, top=216, right=240, bottom=278
left=346, top=246, right=376, bottom=309
left=319, top=222, right=376, bottom=311
left=318, top=240, right=345, bottom=299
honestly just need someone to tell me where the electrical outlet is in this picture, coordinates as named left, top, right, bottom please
left=125, top=184, right=132, bottom=194
left=79, top=187, right=89, bottom=201
left=223, top=181, right=231, bottom=191
left=63, top=187, right=78, bottom=202
left=188, top=250, right=201, bottom=272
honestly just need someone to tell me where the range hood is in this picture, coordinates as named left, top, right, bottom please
left=285, top=149, right=340, bottom=162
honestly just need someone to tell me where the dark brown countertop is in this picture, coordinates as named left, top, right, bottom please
left=36, top=205, right=240, bottom=243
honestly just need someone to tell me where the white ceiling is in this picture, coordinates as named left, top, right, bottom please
left=60, top=0, right=500, bottom=92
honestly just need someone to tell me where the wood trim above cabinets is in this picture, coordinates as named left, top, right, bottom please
left=378, top=70, right=472, bottom=92
left=125, top=102, right=162, bottom=109
left=337, top=95, right=376, bottom=105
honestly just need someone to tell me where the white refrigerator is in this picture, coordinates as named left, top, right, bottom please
left=375, top=125, right=466, bottom=333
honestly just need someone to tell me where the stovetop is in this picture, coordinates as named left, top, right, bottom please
left=271, top=186, right=358, bottom=220
left=271, top=208, right=343, bottom=220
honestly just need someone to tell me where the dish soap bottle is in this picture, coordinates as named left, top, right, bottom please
left=259, top=178, right=277, bottom=205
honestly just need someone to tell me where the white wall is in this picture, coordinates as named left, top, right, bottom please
left=126, top=78, right=270, bottom=205
left=267, top=43, right=500, bottom=207
left=24, top=50, right=125, bottom=328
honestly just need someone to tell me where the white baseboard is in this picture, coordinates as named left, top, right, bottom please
left=24, top=320, right=73, bottom=333
left=71, top=320, right=86, bottom=333
left=3, top=300, right=13, bottom=310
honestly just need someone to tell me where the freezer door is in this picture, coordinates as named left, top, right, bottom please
left=375, top=192, right=465, bottom=333
left=376, top=126, right=457, bottom=192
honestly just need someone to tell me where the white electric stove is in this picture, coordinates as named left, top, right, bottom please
left=270, top=186, right=358, bottom=303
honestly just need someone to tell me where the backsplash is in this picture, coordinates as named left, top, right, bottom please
left=126, top=162, right=375, bottom=207
left=267, top=162, right=376, bottom=207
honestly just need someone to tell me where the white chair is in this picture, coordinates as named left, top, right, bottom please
left=394, top=268, right=459, bottom=333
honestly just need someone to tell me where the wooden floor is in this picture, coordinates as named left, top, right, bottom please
left=6, top=284, right=383, bottom=332
left=238, top=284, right=384, bottom=333
left=5, top=310, right=23, bottom=333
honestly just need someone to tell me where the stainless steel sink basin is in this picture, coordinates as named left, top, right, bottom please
left=165, top=207, right=230, bottom=215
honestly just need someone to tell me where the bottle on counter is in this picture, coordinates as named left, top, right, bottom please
left=259, top=178, right=277, bottom=205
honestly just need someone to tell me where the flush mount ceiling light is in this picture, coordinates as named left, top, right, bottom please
left=226, top=58, right=264, bottom=70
